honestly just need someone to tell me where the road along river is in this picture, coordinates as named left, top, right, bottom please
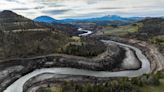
left=4, top=29, right=151, bottom=92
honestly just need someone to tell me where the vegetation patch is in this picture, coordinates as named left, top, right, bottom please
left=133, top=79, right=164, bottom=92
left=0, top=31, right=70, bottom=59
left=100, top=23, right=142, bottom=36
left=63, top=37, right=106, bottom=57
left=36, top=85, right=63, bottom=92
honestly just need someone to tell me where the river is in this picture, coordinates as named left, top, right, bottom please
left=4, top=28, right=151, bottom=92
left=78, top=28, right=92, bottom=36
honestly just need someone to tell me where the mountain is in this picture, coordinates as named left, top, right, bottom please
left=62, top=15, right=143, bottom=22
left=34, top=16, right=58, bottom=23
left=34, top=15, right=143, bottom=23
left=86, top=15, right=142, bottom=21
left=0, top=10, right=70, bottom=59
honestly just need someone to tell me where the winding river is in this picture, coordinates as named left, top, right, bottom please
left=78, top=28, right=93, bottom=36
left=4, top=28, right=151, bottom=92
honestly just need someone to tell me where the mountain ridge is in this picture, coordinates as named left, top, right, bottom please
left=34, top=15, right=143, bottom=23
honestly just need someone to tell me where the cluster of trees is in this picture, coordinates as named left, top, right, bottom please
left=63, top=38, right=106, bottom=57
left=52, top=23, right=79, bottom=36
left=36, top=80, right=132, bottom=92
left=73, top=81, right=132, bottom=92
left=139, top=18, right=164, bottom=36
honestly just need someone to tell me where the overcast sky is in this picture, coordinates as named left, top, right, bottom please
left=0, top=0, right=164, bottom=19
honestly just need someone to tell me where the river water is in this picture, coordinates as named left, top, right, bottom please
left=4, top=29, right=151, bottom=92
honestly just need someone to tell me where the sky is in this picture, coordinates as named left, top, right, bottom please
left=0, top=0, right=164, bottom=19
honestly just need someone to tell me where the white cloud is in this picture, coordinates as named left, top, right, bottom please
left=0, top=0, right=164, bottom=19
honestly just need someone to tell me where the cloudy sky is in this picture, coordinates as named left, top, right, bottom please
left=0, top=0, right=164, bottom=19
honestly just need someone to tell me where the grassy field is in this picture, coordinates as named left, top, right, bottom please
left=49, top=85, right=63, bottom=92
left=100, top=23, right=142, bottom=36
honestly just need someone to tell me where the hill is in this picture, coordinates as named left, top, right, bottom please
left=138, top=18, right=164, bottom=36
left=0, top=10, right=70, bottom=59
left=34, top=16, right=58, bottom=23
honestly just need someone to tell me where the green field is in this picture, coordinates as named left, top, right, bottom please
left=100, top=23, right=142, bottom=36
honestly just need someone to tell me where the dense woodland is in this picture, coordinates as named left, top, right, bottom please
left=0, top=31, right=69, bottom=59
left=63, top=38, right=106, bottom=57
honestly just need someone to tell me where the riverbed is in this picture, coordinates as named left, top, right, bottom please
left=4, top=28, right=151, bottom=92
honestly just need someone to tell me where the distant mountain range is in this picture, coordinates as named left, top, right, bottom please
left=34, top=15, right=144, bottom=23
